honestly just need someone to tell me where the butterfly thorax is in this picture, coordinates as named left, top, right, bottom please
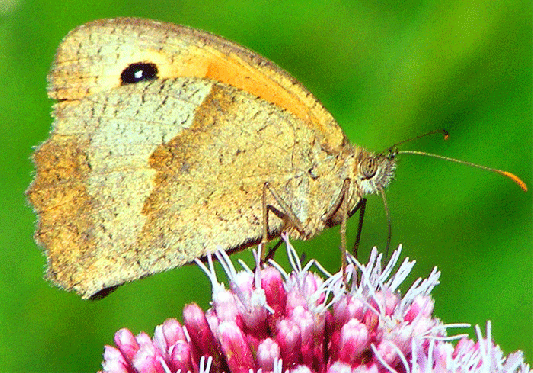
left=284, top=144, right=397, bottom=241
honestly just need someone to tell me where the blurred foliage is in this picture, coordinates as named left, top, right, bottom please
left=0, top=0, right=531, bottom=371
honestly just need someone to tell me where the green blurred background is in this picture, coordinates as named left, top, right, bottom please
left=1, top=0, right=531, bottom=370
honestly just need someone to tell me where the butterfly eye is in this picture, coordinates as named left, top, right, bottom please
left=361, top=157, right=378, bottom=179
left=120, top=62, right=158, bottom=84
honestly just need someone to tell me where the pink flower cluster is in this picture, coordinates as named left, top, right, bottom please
left=100, top=237, right=531, bottom=373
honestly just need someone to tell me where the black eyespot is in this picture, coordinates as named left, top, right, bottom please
left=120, top=63, right=158, bottom=84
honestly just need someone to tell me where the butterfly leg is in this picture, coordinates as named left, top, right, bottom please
left=262, top=239, right=283, bottom=262
left=260, top=182, right=305, bottom=261
left=320, top=179, right=351, bottom=283
left=339, top=180, right=351, bottom=284
left=351, top=198, right=367, bottom=258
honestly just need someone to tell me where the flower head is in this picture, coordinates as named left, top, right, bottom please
left=99, top=236, right=531, bottom=373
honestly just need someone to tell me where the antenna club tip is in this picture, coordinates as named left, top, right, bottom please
left=499, top=171, right=528, bottom=192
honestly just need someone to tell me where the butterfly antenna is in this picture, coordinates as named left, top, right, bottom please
left=398, top=150, right=527, bottom=192
left=388, top=129, right=449, bottom=150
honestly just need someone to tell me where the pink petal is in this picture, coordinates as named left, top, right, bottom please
left=168, top=340, right=193, bottom=373
left=327, top=361, right=352, bottom=373
left=183, top=304, right=223, bottom=361
left=257, top=338, right=281, bottom=371
left=405, top=295, right=434, bottom=322
left=339, top=319, right=369, bottom=364
left=261, top=266, right=287, bottom=321
left=218, top=321, right=256, bottom=373
left=212, top=288, right=240, bottom=323
left=276, top=319, right=302, bottom=368
left=152, top=318, right=187, bottom=361
left=101, top=346, right=130, bottom=373
left=333, top=295, right=365, bottom=329
left=132, top=341, right=166, bottom=373
left=162, top=318, right=187, bottom=346
left=373, top=340, right=399, bottom=368
left=114, top=328, right=139, bottom=363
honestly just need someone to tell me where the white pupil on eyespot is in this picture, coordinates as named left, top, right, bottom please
left=134, top=70, right=144, bottom=79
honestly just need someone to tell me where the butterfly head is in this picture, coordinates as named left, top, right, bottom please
left=356, top=147, right=397, bottom=196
